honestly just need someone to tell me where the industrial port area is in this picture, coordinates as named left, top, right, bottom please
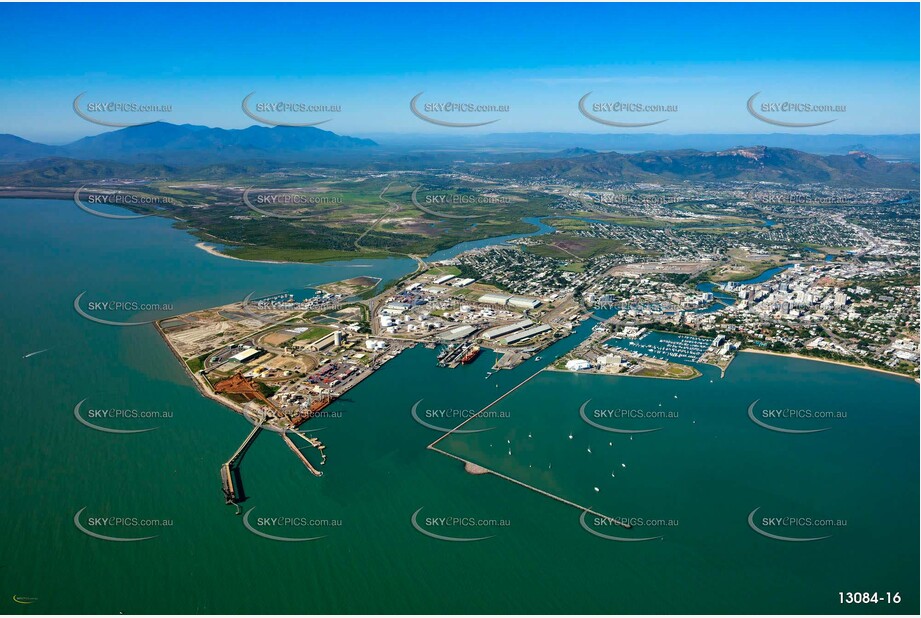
left=157, top=285, right=417, bottom=504
left=370, top=266, right=581, bottom=369
left=150, top=167, right=919, bottom=516
left=154, top=177, right=920, bottom=510
left=155, top=263, right=595, bottom=506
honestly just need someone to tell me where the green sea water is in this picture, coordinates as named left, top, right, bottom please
left=1, top=199, right=917, bottom=614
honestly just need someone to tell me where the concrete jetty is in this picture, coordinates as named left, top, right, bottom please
left=281, top=432, right=324, bottom=477
left=221, top=421, right=262, bottom=505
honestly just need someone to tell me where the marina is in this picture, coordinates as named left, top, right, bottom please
left=613, top=331, right=715, bottom=364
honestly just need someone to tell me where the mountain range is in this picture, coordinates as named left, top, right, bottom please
left=0, top=122, right=376, bottom=164
left=477, top=146, right=919, bottom=189
left=368, top=132, right=921, bottom=161
left=0, top=123, right=917, bottom=189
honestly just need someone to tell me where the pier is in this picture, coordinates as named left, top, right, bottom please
left=430, top=446, right=631, bottom=529
left=428, top=367, right=545, bottom=449
left=427, top=368, right=631, bottom=530
left=221, top=420, right=263, bottom=506
left=437, top=341, right=476, bottom=368
left=281, top=432, right=324, bottom=477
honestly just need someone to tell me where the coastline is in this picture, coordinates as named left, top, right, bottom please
left=153, top=318, right=247, bottom=418
left=740, top=348, right=918, bottom=382
left=195, top=240, right=397, bottom=266
left=1, top=193, right=528, bottom=268
left=195, top=242, right=290, bottom=265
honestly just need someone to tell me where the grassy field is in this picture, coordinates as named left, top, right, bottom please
left=526, top=235, right=645, bottom=260
left=707, top=255, right=787, bottom=282
left=295, top=326, right=334, bottom=342
left=425, top=265, right=462, bottom=277
left=542, top=217, right=593, bottom=231
left=185, top=355, right=206, bottom=373
left=561, top=262, right=586, bottom=273
left=635, top=363, right=701, bottom=379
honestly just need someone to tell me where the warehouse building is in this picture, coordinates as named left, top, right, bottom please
left=508, top=296, right=542, bottom=309
left=478, top=293, right=512, bottom=306
left=501, top=324, right=552, bottom=345
left=438, top=324, right=477, bottom=341
left=481, top=319, right=534, bottom=341
left=230, top=347, right=262, bottom=363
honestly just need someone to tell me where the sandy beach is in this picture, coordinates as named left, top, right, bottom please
left=195, top=241, right=383, bottom=267
left=194, top=242, right=287, bottom=265
left=740, top=348, right=918, bottom=382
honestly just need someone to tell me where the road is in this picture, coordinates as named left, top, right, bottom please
left=354, top=181, right=399, bottom=251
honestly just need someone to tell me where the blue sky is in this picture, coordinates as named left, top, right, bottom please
left=1, top=3, right=918, bottom=142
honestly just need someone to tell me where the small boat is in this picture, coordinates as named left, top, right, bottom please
left=621, top=463, right=626, bottom=468
left=568, top=433, right=573, bottom=440
left=587, top=446, right=592, bottom=453
left=528, top=433, right=532, bottom=438
left=594, top=487, right=600, bottom=492
left=508, top=448, right=512, bottom=455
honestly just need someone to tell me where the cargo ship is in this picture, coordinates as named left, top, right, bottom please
left=460, top=345, right=481, bottom=364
